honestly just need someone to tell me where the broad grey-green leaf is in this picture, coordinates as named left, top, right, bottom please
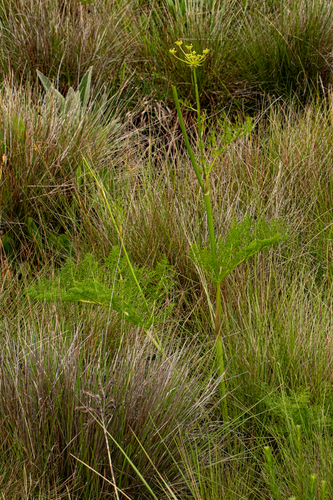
left=64, top=87, right=80, bottom=114
left=78, top=66, right=93, bottom=110
left=37, top=70, right=52, bottom=92
left=51, top=88, right=66, bottom=110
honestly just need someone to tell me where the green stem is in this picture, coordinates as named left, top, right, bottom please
left=193, top=68, right=206, bottom=176
left=215, top=282, right=228, bottom=423
left=172, top=85, right=204, bottom=191
left=203, top=177, right=217, bottom=269
left=172, top=81, right=228, bottom=422
left=83, top=157, right=162, bottom=352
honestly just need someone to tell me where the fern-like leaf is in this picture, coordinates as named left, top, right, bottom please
left=191, top=216, right=285, bottom=283
left=28, top=247, right=175, bottom=328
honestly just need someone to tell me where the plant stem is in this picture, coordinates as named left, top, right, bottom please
left=215, top=282, right=228, bottom=423
left=172, top=74, right=228, bottom=422
left=193, top=68, right=206, bottom=176
left=203, top=176, right=228, bottom=420
left=172, top=86, right=204, bottom=191
left=202, top=176, right=217, bottom=268
left=193, top=67, right=228, bottom=423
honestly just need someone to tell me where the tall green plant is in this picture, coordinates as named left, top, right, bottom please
left=169, top=40, right=283, bottom=422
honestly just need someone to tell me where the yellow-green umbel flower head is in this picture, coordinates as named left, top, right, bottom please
left=169, top=40, right=209, bottom=68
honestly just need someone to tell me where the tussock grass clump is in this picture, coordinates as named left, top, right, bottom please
left=0, top=76, right=123, bottom=261
left=0, top=307, right=222, bottom=498
left=0, top=0, right=132, bottom=91
left=239, top=0, right=333, bottom=101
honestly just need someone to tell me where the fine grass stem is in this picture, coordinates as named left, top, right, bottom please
left=83, top=157, right=164, bottom=354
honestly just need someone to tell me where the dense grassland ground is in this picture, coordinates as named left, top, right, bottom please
left=1, top=0, right=333, bottom=498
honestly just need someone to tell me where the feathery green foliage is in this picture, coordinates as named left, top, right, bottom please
left=191, top=216, right=284, bottom=283
left=28, top=246, right=175, bottom=328
left=264, top=385, right=333, bottom=434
